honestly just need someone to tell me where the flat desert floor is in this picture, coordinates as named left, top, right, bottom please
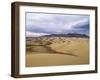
left=26, top=37, right=89, bottom=67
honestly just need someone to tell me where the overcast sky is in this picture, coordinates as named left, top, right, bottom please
left=26, top=12, right=90, bottom=37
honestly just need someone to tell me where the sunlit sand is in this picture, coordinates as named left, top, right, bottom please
left=26, top=37, right=89, bottom=67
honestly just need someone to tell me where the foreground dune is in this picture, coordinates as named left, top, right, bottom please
left=26, top=37, right=89, bottom=67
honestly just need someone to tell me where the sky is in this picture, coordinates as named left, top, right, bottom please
left=26, top=12, right=90, bottom=37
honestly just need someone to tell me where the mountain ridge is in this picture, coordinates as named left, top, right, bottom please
left=41, top=33, right=89, bottom=38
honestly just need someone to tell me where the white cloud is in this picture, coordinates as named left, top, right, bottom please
left=26, top=12, right=89, bottom=36
left=26, top=31, right=50, bottom=37
left=64, top=18, right=89, bottom=30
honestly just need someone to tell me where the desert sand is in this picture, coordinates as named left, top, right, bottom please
left=26, top=37, right=89, bottom=67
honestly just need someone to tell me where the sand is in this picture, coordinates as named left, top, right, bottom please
left=26, top=37, right=89, bottom=67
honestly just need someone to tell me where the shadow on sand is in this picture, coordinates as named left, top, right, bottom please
left=26, top=45, right=77, bottom=57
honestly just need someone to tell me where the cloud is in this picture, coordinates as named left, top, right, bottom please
left=26, top=31, right=50, bottom=37
left=26, top=12, right=90, bottom=37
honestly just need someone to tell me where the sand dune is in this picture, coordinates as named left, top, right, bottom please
left=26, top=37, right=89, bottom=67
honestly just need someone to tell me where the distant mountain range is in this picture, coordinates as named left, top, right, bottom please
left=41, top=33, right=89, bottom=38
